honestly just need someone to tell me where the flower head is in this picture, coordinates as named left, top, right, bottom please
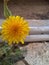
left=1, top=16, right=29, bottom=45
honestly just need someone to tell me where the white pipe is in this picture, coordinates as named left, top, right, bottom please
left=0, top=26, right=49, bottom=34
left=0, top=26, right=49, bottom=42
left=0, top=35, right=49, bottom=42
left=29, top=26, right=49, bottom=34
left=0, top=20, right=49, bottom=34
left=0, top=20, right=49, bottom=42
left=25, top=35, right=49, bottom=42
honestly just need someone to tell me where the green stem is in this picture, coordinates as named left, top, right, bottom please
left=4, top=0, right=12, bottom=18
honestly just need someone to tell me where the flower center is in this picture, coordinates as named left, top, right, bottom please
left=12, top=25, right=20, bottom=33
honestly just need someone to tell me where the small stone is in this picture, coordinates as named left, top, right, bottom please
left=15, top=60, right=25, bottom=65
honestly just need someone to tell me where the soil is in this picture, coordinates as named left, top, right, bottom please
left=0, top=0, right=49, bottom=19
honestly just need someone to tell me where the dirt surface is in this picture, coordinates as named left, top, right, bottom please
left=0, top=0, right=49, bottom=19
left=0, top=0, right=3, bottom=19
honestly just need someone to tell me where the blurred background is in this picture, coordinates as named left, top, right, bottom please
left=0, top=0, right=49, bottom=19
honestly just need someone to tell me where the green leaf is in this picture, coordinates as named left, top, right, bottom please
left=0, top=43, right=24, bottom=65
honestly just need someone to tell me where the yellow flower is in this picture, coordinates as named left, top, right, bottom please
left=1, top=16, right=29, bottom=45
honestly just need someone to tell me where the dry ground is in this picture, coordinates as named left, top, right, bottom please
left=0, top=0, right=49, bottom=19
